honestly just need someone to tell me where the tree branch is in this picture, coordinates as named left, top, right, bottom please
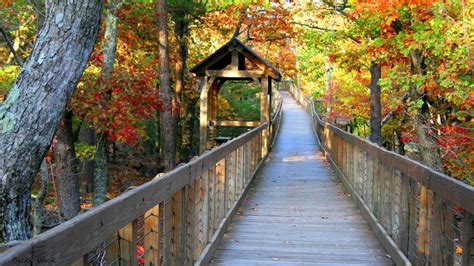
left=291, top=21, right=336, bottom=32
left=0, top=27, right=24, bottom=67
left=292, top=21, right=361, bottom=44
left=381, top=92, right=409, bottom=126
left=233, top=5, right=248, bottom=38
left=322, top=0, right=350, bottom=17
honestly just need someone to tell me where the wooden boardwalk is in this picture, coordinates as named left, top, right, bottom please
left=211, top=91, right=393, bottom=265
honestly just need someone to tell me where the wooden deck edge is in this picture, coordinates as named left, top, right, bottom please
left=319, top=145, right=411, bottom=266
left=194, top=153, right=269, bottom=266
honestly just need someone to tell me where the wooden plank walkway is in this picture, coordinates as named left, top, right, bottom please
left=210, top=91, right=394, bottom=265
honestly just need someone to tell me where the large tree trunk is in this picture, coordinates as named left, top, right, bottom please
left=0, top=0, right=102, bottom=243
left=52, top=110, right=80, bottom=220
left=173, top=8, right=189, bottom=162
left=93, top=1, right=122, bottom=206
left=157, top=0, right=176, bottom=171
left=369, top=63, right=382, bottom=145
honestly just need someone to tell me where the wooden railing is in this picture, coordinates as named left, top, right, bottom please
left=0, top=92, right=283, bottom=265
left=287, top=82, right=474, bottom=265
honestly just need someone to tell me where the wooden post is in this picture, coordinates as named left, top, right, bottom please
left=208, top=165, right=216, bottom=240
left=105, top=233, right=120, bottom=264
left=216, top=159, right=226, bottom=226
left=208, top=82, right=218, bottom=149
left=171, top=188, right=186, bottom=265
left=119, top=219, right=139, bottom=266
left=417, top=185, right=429, bottom=264
left=462, top=212, right=473, bottom=265
left=197, top=172, right=209, bottom=257
left=71, top=256, right=88, bottom=266
left=431, top=193, right=450, bottom=265
left=199, top=77, right=209, bottom=153
left=225, top=152, right=236, bottom=212
left=236, top=147, right=243, bottom=197
left=399, top=172, right=410, bottom=254
left=185, top=182, right=196, bottom=265
left=200, top=77, right=216, bottom=153
left=231, top=50, right=238, bottom=70
left=260, top=77, right=270, bottom=155
left=159, top=199, right=172, bottom=265
left=144, top=205, right=160, bottom=265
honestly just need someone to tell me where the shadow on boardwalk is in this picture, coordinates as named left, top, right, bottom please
left=211, top=91, right=393, bottom=265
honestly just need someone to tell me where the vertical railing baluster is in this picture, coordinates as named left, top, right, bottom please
left=185, top=181, right=196, bottom=265
left=119, top=219, right=139, bottom=266
left=208, top=164, right=216, bottom=240
left=216, top=159, right=226, bottom=225
left=144, top=204, right=160, bottom=265
left=462, top=213, right=473, bottom=265
left=160, top=199, right=173, bottom=265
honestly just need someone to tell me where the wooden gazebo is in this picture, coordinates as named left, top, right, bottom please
left=190, top=37, right=282, bottom=153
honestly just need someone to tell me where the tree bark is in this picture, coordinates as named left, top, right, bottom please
left=325, top=56, right=332, bottom=113
left=93, top=1, right=122, bottom=206
left=33, top=160, right=49, bottom=236
left=93, top=135, right=108, bottom=206
left=0, top=0, right=102, bottom=243
left=52, top=110, right=80, bottom=220
left=369, top=63, right=382, bottom=145
left=157, top=0, right=176, bottom=171
left=172, top=8, right=189, bottom=162
left=78, top=124, right=95, bottom=193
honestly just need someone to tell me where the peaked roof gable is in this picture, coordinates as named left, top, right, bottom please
left=190, top=37, right=282, bottom=80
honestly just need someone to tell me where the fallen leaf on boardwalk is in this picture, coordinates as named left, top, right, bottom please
left=455, top=245, right=462, bottom=254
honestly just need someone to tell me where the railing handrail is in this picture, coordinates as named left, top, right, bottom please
left=304, top=92, right=474, bottom=214
left=0, top=125, right=271, bottom=265
left=1, top=90, right=285, bottom=265
left=286, top=81, right=473, bottom=266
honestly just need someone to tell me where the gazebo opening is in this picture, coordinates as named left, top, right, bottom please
left=190, top=37, right=282, bottom=153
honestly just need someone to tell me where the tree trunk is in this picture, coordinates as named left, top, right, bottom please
left=93, top=135, right=108, bottom=206
left=325, top=56, right=332, bottom=113
left=369, top=63, right=382, bottom=145
left=52, top=110, right=80, bottom=220
left=78, top=124, right=95, bottom=193
left=33, top=160, right=49, bottom=236
left=0, top=0, right=102, bottom=243
left=93, top=1, right=122, bottom=206
left=173, top=9, right=189, bottom=162
left=157, top=0, right=176, bottom=171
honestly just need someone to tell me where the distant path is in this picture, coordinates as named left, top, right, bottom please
left=211, top=91, right=393, bottom=265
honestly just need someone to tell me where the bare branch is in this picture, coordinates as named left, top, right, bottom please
left=233, top=5, right=248, bottom=38
left=291, top=21, right=336, bottom=32
left=292, top=21, right=361, bottom=44
left=0, top=27, right=24, bottom=67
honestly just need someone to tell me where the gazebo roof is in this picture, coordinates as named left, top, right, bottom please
left=190, top=37, right=282, bottom=80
